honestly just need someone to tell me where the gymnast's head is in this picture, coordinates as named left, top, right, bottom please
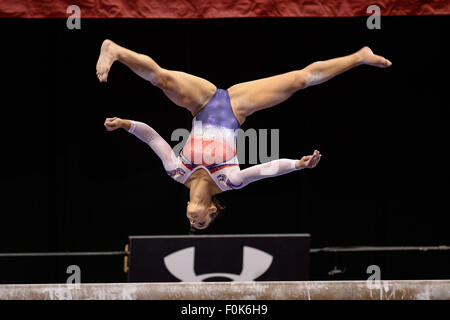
left=187, top=196, right=224, bottom=231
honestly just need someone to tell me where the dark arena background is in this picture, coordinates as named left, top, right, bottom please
left=0, top=0, right=449, bottom=302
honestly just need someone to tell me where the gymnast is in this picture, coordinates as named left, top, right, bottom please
left=97, top=40, right=391, bottom=230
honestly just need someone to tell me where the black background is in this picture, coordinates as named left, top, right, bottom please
left=0, top=16, right=448, bottom=283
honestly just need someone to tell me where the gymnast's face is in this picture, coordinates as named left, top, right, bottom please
left=186, top=201, right=217, bottom=229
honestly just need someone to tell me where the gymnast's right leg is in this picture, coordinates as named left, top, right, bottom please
left=96, top=39, right=216, bottom=115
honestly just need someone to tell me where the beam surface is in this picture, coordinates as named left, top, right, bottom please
left=0, top=280, right=448, bottom=300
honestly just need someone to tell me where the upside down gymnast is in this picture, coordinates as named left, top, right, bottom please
left=96, top=40, right=391, bottom=230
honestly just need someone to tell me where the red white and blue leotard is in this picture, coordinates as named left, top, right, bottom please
left=128, top=88, right=301, bottom=191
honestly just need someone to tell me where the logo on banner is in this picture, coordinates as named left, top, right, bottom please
left=163, top=246, right=273, bottom=281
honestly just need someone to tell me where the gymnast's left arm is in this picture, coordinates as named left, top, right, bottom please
left=104, top=117, right=180, bottom=172
left=228, top=150, right=321, bottom=188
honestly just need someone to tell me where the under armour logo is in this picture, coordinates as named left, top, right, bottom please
left=164, top=246, right=273, bottom=281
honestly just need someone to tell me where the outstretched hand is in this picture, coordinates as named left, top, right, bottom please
left=104, top=117, right=122, bottom=131
left=296, top=150, right=322, bottom=169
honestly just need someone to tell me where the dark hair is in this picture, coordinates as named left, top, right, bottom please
left=189, top=195, right=225, bottom=234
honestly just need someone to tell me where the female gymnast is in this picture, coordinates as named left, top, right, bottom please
left=97, top=40, right=391, bottom=230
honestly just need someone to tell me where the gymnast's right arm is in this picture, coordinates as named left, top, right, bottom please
left=104, top=117, right=180, bottom=173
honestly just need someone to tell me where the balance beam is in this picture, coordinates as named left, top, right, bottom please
left=0, top=280, right=448, bottom=300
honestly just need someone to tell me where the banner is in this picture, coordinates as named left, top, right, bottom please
left=128, top=234, right=310, bottom=282
left=1, top=0, right=449, bottom=18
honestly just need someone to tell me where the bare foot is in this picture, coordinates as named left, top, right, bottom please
left=96, top=39, right=118, bottom=82
left=357, top=46, right=392, bottom=68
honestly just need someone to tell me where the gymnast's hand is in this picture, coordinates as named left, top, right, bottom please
left=296, top=150, right=322, bottom=169
left=104, top=117, right=125, bottom=131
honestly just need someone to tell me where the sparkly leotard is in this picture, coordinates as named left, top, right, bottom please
left=128, top=89, right=301, bottom=191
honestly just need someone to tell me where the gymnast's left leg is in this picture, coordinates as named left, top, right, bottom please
left=228, top=46, right=391, bottom=124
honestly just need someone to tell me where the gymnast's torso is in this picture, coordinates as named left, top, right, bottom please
left=167, top=89, right=243, bottom=191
